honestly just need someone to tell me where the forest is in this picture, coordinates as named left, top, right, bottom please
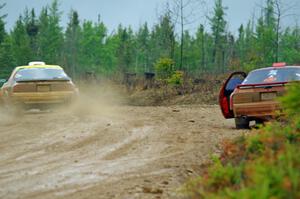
left=0, top=0, right=299, bottom=81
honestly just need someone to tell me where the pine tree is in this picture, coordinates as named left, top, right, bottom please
left=135, top=23, right=150, bottom=73
left=11, top=16, right=32, bottom=65
left=37, top=0, right=63, bottom=64
left=115, top=25, right=135, bottom=74
left=94, top=17, right=107, bottom=70
left=79, top=19, right=108, bottom=75
left=235, top=24, right=245, bottom=68
left=0, top=21, right=4, bottom=46
left=0, top=4, right=14, bottom=78
left=0, top=36, right=15, bottom=78
left=24, top=8, right=39, bottom=59
left=256, top=0, right=277, bottom=66
left=280, top=26, right=300, bottom=64
left=194, top=25, right=207, bottom=72
left=209, top=0, right=227, bottom=72
left=181, top=30, right=192, bottom=72
left=65, top=10, right=81, bottom=78
left=150, top=13, right=175, bottom=68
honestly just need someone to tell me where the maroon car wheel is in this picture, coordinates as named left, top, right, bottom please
left=235, top=117, right=250, bottom=129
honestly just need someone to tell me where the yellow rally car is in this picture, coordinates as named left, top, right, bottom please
left=1, top=62, right=78, bottom=109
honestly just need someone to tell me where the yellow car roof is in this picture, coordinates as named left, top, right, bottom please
left=15, top=65, right=63, bottom=70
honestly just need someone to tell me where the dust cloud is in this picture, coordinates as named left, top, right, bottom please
left=69, top=82, right=127, bottom=117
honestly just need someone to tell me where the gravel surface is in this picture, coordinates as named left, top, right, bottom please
left=0, top=104, right=246, bottom=199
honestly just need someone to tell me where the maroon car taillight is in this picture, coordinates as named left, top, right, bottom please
left=220, top=96, right=231, bottom=118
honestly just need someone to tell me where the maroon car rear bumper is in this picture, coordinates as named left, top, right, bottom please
left=233, top=101, right=281, bottom=118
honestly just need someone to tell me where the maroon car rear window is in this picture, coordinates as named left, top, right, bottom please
left=242, top=67, right=300, bottom=85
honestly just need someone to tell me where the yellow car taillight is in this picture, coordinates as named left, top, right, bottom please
left=13, top=84, right=36, bottom=92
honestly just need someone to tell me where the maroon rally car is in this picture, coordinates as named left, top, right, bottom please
left=219, top=63, right=300, bottom=129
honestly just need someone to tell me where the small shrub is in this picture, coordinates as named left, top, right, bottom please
left=280, top=83, right=300, bottom=119
left=154, top=57, right=175, bottom=80
left=246, top=136, right=264, bottom=155
left=167, top=71, right=184, bottom=86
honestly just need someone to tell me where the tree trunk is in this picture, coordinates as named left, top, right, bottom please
left=180, top=0, right=184, bottom=71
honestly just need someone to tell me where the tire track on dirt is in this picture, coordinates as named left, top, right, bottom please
left=0, top=105, right=246, bottom=199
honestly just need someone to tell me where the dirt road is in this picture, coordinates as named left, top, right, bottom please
left=0, top=103, right=245, bottom=199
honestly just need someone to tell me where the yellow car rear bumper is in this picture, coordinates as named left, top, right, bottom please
left=11, top=91, right=76, bottom=104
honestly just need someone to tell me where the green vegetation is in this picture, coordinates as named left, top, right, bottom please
left=154, top=58, right=175, bottom=80
left=183, top=83, right=300, bottom=199
left=0, top=0, right=299, bottom=80
left=167, top=71, right=184, bottom=87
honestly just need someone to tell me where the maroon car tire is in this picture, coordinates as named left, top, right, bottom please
left=235, top=117, right=250, bottom=129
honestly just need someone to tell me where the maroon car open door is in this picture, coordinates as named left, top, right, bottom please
left=219, top=72, right=247, bottom=118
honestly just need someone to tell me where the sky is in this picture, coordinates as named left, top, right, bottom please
left=1, top=0, right=299, bottom=34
